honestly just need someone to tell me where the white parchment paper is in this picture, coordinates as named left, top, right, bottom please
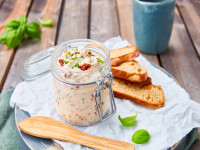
left=10, top=37, right=200, bottom=150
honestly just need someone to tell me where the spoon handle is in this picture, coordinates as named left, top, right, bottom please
left=18, top=116, right=134, bottom=150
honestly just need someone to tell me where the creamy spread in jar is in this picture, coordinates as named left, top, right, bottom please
left=53, top=46, right=111, bottom=126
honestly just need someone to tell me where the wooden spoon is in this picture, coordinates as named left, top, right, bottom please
left=18, top=116, right=135, bottom=150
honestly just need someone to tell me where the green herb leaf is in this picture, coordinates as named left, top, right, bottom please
left=63, top=59, right=69, bottom=64
left=66, top=51, right=71, bottom=57
left=5, top=20, right=20, bottom=29
left=81, top=56, right=84, bottom=59
left=71, top=56, right=78, bottom=60
left=19, top=15, right=27, bottom=24
left=0, top=28, right=13, bottom=44
left=76, top=48, right=78, bottom=52
left=16, top=23, right=26, bottom=39
left=96, top=58, right=104, bottom=64
left=72, top=63, right=79, bottom=69
left=0, top=26, right=23, bottom=48
left=132, top=129, right=151, bottom=144
left=5, top=30, right=21, bottom=49
left=88, top=55, right=91, bottom=58
left=26, top=22, right=41, bottom=39
left=118, top=113, right=137, bottom=127
left=38, top=18, right=53, bottom=27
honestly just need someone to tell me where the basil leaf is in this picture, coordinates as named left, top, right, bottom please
left=5, top=30, right=21, bottom=49
left=118, top=113, right=137, bottom=127
left=26, top=22, right=41, bottom=39
left=96, top=58, right=104, bottom=64
left=88, top=55, right=91, bottom=58
left=132, top=129, right=151, bottom=144
left=5, top=20, right=20, bottom=29
left=0, top=28, right=13, bottom=44
left=16, top=23, right=26, bottom=39
left=38, top=18, right=53, bottom=27
left=19, top=15, right=27, bottom=24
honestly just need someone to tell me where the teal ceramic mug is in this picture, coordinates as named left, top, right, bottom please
left=133, top=0, right=175, bottom=54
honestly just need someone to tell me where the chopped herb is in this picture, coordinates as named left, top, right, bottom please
left=76, top=48, right=78, bottom=52
left=81, top=56, right=84, bottom=59
left=71, top=56, right=78, bottom=60
left=88, top=55, right=91, bottom=58
left=99, top=66, right=104, bottom=72
left=66, top=51, right=71, bottom=56
left=96, top=58, right=104, bottom=64
left=72, top=63, right=79, bottom=69
left=63, top=59, right=69, bottom=64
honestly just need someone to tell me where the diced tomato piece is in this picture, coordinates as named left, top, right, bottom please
left=79, top=63, right=91, bottom=71
left=59, top=59, right=64, bottom=66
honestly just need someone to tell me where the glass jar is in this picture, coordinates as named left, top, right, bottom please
left=51, top=39, right=116, bottom=126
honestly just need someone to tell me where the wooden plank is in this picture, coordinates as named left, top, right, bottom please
left=190, top=138, right=200, bottom=150
left=2, top=0, right=62, bottom=91
left=90, top=0, right=119, bottom=42
left=160, top=8, right=200, bottom=102
left=116, top=0, right=159, bottom=65
left=176, top=0, right=200, bottom=56
left=0, top=0, right=32, bottom=34
left=0, top=0, right=32, bottom=92
left=56, top=0, right=89, bottom=43
left=0, top=0, right=4, bottom=8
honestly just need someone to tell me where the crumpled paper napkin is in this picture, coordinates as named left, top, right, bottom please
left=10, top=37, right=200, bottom=150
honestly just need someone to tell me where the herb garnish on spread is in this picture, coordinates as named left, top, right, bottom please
left=57, top=46, right=104, bottom=71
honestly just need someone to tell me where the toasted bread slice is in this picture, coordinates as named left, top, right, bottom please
left=112, top=78, right=165, bottom=108
left=110, top=46, right=139, bottom=66
left=111, top=61, right=148, bottom=82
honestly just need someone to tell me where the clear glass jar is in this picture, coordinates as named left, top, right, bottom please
left=51, top=39, right=116, bottom=126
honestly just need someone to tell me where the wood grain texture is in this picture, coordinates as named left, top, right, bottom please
left=56, top=0, right=89, bottom=44
left=177, top=0, right=200, bottom=56
left=0, top=0, right=32, bottom=92
left=18, top=116, right=135, bottom=150
left=160, top=8, right=200, bottom=102
left=2, top=0, right=62, bottom=91
left=0, top=0, right=4, bottom=8
left=90, top=0, right=119, bottom=42
left=115, top=0, right=159, bottom=65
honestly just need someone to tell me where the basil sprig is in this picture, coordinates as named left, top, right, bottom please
left=132, top=129, right=151, bottom=144
left=118, top=113, right=137, bottom=127
left=0, top=15, right=41, bottom=49
left=38, top=18, right=53, bottom=27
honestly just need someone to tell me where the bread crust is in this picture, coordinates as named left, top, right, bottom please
left=111, top=61, right=148, bottom=82
left=113, top=89, right=164, bottom=108
left=112, top=78, right=165, bottom=108
left=110, top=46, right=139, bottom=66
left=111, top=67, right=148, bottom=82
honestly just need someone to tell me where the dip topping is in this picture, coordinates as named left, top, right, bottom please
left=57, top=46, right=104, bottom=72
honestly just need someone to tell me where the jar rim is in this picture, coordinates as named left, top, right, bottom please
left=51, top=39, right=111, bottom=85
